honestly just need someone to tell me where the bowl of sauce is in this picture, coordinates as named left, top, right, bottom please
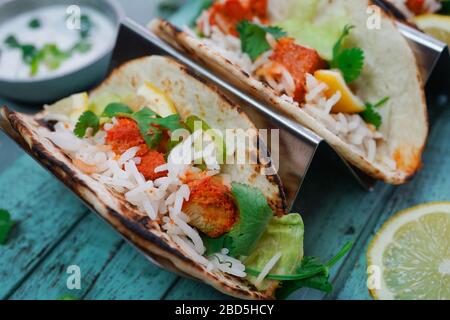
left=0, top=0, right=123, bottom=104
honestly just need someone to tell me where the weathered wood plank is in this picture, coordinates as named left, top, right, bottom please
left=9, top=214, right=123, bottom=300
left=83, top=242, right=178, bottom=300
left=0, top=156, right=88, bottom=299
left=334, top=102, right=450, bottom=300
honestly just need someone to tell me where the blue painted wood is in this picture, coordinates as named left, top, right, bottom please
left=83, top=242, right=178, bottom=300
left=0, top=156, right=88, bottom=299
left=9, top=214, right=123, bottom=300
left=334, top=103, right=450, bottom=300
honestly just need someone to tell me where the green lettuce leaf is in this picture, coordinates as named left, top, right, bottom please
left=244, top=214, right=304, bottom=290
left=277, top=0, right=348, bottom=60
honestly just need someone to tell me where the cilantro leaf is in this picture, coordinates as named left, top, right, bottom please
left=332, top=25, right=353, bottom=60
left=362, top=97, right=389, bottom=129
left=261, top=25, right=287, bottom=40
left=132, top=108, right=161, bottom=148
left=227, top=183, right=273, bottom=256
left=331, top=25, right=364, bottom=83
left=151, top=114, right=184, bottom=133
left=332, top=47, right=364, bottom=83
left=132, top=109, right=183, bottom=149
left=28, top=18, right=41, bottom=29
left=101, top=103, right=133, bottom=118
left=79, top=15, right=93, bottom=39
left=4, top=35, right=20, bottom=48
left=203, top=235, right=228, bottom=256
left=237, top=20, right=286, bottom=61
left=74, top=111, right=100, bottom=138
left=0, top=209, right=15, bottom=245
left=201, top=183, right=273, bottom=257
left=40, top=44, right=71, bottom=70
left=74, top=101, right=184, bottom=149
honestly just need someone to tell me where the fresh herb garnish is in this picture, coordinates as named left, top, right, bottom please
left=79, top=15, right=93, bottom=39
left=237, top=20, right=287, bottom=61
left=100, top=103, right=133, bottom=118
left=75, top=103, right=184, bottom=149
left=4, top=35, right=39, bottom=67
left=4, top=35, right=90, bottom=76
left=362, top=97, right=390, bottom=129
left=274, top=242, right=353, bottom=299
left=0, top=209, right=15, bottom=245
left=28, top=18, right=41, bottom=29
left=203, top=183, right=273, bottom=257
left=4, top=35, right=19, bottom=48
left=4, top=14, right=93, bottom=76
left=74, top=111, right=100, bottom=138
left=331, top=25, right=364, bottom=83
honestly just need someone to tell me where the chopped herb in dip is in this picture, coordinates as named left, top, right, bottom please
left=28, top=18, right=41, bottom=29
left=0, top=5, right=115, bottom=79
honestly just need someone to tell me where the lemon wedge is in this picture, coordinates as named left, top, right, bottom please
left=413, top=14, right=450, bottom=47
left=367, top=202, right=450, bottom=300
left=137, top=82, right=177, bottom=117
left=45, top=92, right=89, bottom=123
left=314, top=70, right=365, bottom=114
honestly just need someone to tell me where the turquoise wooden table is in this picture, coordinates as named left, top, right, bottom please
left=1, top=2, right=450, bottom=300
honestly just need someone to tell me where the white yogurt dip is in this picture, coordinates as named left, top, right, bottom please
left=0, top=5, right=115, bottom=80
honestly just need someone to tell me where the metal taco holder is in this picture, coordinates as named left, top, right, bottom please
left=111, top=18, right=447, bottom=215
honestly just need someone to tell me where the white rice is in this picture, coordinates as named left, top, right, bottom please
left=303, top=74, right=388, bottom=164
left=210, top=248, right=247, bottom=278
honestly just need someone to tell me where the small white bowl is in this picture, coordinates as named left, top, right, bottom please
left=0, top=0, right=123, bottom=104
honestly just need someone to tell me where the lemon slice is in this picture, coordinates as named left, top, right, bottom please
left=45, top=92, right=89, bottom=123
left=314, top=70, right=365, bottom=114
left=413, top=14, right=450, bottom=47
left=137, top=82, right=177, bottom=117
left=367, top=202, right=450, bottom=300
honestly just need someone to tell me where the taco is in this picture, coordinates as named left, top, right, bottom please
left=150, top=0, right=428, bottom=184
left=385, top=0, right=443, bottom=17
left=0, top=56, right=349, bottom=299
